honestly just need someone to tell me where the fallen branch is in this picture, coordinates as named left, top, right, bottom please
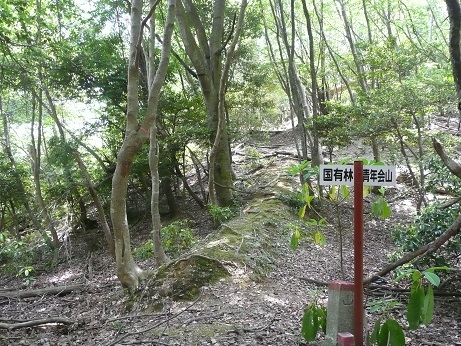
left=0, top=317, right=75, bottom=330
left=364, top=212, right=461, bottom=284
left=363, top=140, right=461, bottom=283
left=0, top=284, right=85, bottom=299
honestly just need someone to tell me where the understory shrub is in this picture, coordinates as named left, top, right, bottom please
left=425, top=157, right=461, bottom=194
left=0, top=231, right=44, bottom=275
left=134, top=220, right=196, bottom=260
left=393, top=203, right=461, bottom=267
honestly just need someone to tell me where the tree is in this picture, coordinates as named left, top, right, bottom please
left=110, top=0, right=176, bottom=290
left=175, top=0, right=246, bottom=207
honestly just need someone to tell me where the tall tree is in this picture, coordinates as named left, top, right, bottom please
left=110, top=0, right=176, bottom=290
left=175, top=0, right=244, bottom=207
left=445, top=0, right=461, bottom=111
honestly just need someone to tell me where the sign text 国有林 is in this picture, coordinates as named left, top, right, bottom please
left=319, top=164, right=396, bottom=186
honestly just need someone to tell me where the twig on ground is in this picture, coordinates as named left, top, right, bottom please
left=0, top=317, right=75, bottom=330
left=105, top=292, right=203, bottom=346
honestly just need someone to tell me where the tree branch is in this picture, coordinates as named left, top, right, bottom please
left=0, top=317, right=75, bottom=330
left=155, top=33, right=197, bottom=78
left=365, top=194, right=461, bottom=284
left=432, top=137, right=461, bottom=180
left=0, top=284, right=85, bottom=299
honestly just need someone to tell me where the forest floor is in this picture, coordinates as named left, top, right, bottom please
left=1, top=119, right=461, bottom=346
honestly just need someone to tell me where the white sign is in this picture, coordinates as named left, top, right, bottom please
left=319, top=164, right=396, bottom=186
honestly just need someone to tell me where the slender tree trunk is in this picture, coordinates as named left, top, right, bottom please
left=0, top=95, right=53, bottom=248
left=110, top=0, right=176, bottom=289
left=147, top=0, right=176, bottom=266
left=445, top=0, right=461, bottom=111
left=30, top=90, right=60, bottom=249
left=75, top=152, right=115, bottom=258
left=209, top=0, right=247, bottom=207
left=301, top=0, right=323, bottom=167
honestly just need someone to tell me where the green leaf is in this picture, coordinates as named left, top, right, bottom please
left=290, top=230, right=300, bottom=249
left=312, top=308, right=320, bottom=336
left=385, top=319, right=405, bottom=346
left=425, top=266, right=449, bottom=273
left=317, top=306, right=327, bottom=334
left=407, top=285, right=424, bottom=330
left=313, top=231, right=326, bottom=246
left=298, top=205, right=307, bottom=219
left=381, top=202, right=391, bottom=218
left=370, top=319, right=381, bottom=344
left=393, top=269, right=415, bottom=283
left=329, top=186, right=337, bottom=200
left=371, top=197, right=391, bottom=219
left=423, top=271, right=440, bottom=287
left=302, top=183, right=310, bottom=202
left=421, top=285, right=435, bottom=325
left=378, top=319, right=389, bottom=346
left=363, top=186, right=370, bottom=198
left=340, top=185, right=350, bottom=199
left=412, top=270, right=421, bottom=283
left=301, top=308, right=317, bottom=341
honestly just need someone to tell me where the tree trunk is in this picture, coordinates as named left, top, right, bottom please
left=30, top=90, right=60, bottom=249
left=0, top=96, right=53, bottom=249
left=176, top=0, right=235, bottom=206
left=209, top=0, right=247, bottom=207
left=445, top=0, right=461, bottom=111
left=75, top=152, right=115, bottom=258
left=301, top=0, right=323, bottom=167
left=111, top=0, right=176, bottom=289
left=147, top=0, right=176, bottom=266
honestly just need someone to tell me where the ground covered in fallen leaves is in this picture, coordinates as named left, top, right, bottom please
left=1, top=127, right=460, bottom=346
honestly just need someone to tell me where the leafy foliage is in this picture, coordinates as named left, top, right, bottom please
left=425, top=157, right=461, bottom=195
left=300, top=303, right=327, bottom=341
left=161, top=220, right=196, bottom=258
left=208, top=205, right=235, bottom=223
left=0, top=231, right=45, bottom=275
left=394, top=267, right=447, bottom=330
left=393, top=204, right=461, bottom=266
left=134, top=221, right=196, bottom=260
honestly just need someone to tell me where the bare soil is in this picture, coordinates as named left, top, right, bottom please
left=1, top=126, right=460, bottom=346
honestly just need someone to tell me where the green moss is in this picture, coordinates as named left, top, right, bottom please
left=131, top=196, right=298, bottom=311
left=134, top=255, right=230, bottom=310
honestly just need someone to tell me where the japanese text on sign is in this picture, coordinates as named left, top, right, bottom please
left=319, top=164, right=396, bottom=186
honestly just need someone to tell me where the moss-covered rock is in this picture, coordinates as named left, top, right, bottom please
left=133, top=196, right=296, bottom=311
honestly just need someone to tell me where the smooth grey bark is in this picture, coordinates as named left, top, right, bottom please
left=147, top=0, right=173, bottom=266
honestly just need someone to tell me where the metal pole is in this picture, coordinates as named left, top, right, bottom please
left=353, top=161, right=364, bottom=346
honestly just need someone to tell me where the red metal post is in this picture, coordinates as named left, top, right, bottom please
left=353, top=161, right=364, bottom=346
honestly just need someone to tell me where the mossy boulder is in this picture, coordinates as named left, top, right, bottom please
left=134, top=196, right=296, bottom=311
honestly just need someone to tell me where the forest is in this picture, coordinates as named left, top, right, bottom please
left=0, top=0, right=461, bottom=345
